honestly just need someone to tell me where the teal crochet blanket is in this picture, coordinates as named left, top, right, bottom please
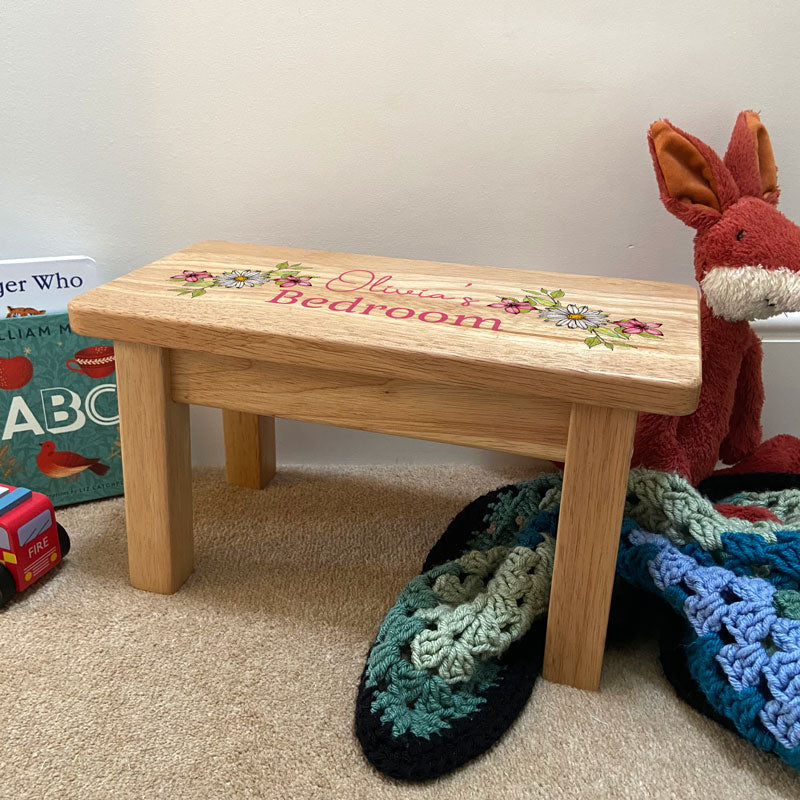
left=356, top=468, right=800, bottom=779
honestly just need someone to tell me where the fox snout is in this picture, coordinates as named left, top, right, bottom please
left=701, top=265, right=800, bottom=321
left=697, top=196, right=800, bottom=322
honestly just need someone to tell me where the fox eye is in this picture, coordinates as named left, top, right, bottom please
left=736, top=229, right=746, bottom=240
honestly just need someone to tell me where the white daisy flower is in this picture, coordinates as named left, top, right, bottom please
left=540, top=303, right=607, bottom=330
left=213, top=269, right=267, bottom=288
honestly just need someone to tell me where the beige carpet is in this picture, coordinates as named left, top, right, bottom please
left=4, top=465, right=800, bottom=800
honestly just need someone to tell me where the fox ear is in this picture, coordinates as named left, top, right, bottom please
left=724, top=110, right=779, bottom=205
left=648, top=120, right=739, bottom=230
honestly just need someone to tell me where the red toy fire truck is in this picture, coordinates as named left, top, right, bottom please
left=0, top=483, right=70, bottom=606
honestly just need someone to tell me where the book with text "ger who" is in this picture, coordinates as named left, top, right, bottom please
left=1, top=258, right=121, bottom=506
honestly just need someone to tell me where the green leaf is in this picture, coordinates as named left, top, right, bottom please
left=538, top=298, right=556, bottom=308
left=274, top=261, right=290, bottom=269
left=551, top=289, right=565, bottom=298
left=638, top=331, right=662, bottom=339
left=191, top=288, right=206, bottom=297
left=523, top=289, right=544, bottom=296
left=604, top=342, right=614, bottom=350
left=584, top=336, right=601, bottom=348
left=594, top=326, right=625, bottom=339
left=613, top=327, right=632, bottom=339
left=615, top=341, right=637, bottom=348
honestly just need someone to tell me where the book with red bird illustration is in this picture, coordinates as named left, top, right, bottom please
left=0, top=312, right=123, bottom=506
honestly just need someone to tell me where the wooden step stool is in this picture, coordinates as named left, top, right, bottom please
left=68, top=242, right=701, bottom=690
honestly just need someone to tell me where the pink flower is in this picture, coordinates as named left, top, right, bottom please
left=275, top=276, right=312, bottom=288
left=488, top=298, right=535, bottom=314
left=172, top=270, right=212, bottom=282
left=614, top=318, right=663, bottom=336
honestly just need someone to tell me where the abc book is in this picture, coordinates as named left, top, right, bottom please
left=0, top=312, right=122, bottom=507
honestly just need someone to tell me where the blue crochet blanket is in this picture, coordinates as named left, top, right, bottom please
left=616, top=519, right=800, bottom=769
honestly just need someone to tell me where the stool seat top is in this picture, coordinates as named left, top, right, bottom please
left=68, top=241, right=701, bottom=415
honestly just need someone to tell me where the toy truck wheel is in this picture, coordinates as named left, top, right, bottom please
left=0, top=563, right=15, bottom=606
left=57, top=523, right=70, bottom=557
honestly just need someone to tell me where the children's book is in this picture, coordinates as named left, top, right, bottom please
left=0, top=258, right=122, bottom=506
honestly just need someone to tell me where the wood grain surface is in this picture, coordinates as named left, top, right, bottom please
left=543, top=403, right=638, bottom=689
left=115, top=342, right=193, bottom=594
left=222, top=411, right=276, bottom=490
left=171, top=350, right=572, bottom=460
left=69, top=242, right=701, bottom=415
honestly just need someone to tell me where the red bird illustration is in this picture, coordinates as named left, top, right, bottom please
left=37, top=441, right=110, bottom=479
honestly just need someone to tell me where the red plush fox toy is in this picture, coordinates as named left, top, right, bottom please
left=632, top=111, right=800, bottom=484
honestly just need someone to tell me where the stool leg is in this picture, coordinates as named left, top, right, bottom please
left=115, top=342, right=193, bottom=594
left=222, top=411, right=276, bottom=489
left=543, top=403, right=637, bottom=690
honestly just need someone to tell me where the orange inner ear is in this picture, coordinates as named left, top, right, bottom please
left=744, top=112, right=778, bottom=197
left=650, top=121, right=721, bottom=212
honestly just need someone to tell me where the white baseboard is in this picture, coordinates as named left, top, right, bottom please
left=753, top=312, right=800, bottom=343
left=761, top=341, right=800, bottom=440
left=753, top=314, right=799, bottom=440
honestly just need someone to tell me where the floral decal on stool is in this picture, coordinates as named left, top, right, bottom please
left=489, top=287, right=665, bottom=350
left=167, top=262, right=315, bottom=298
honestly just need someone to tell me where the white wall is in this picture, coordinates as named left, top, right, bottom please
left=3, top=1, right=799, bottom=465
